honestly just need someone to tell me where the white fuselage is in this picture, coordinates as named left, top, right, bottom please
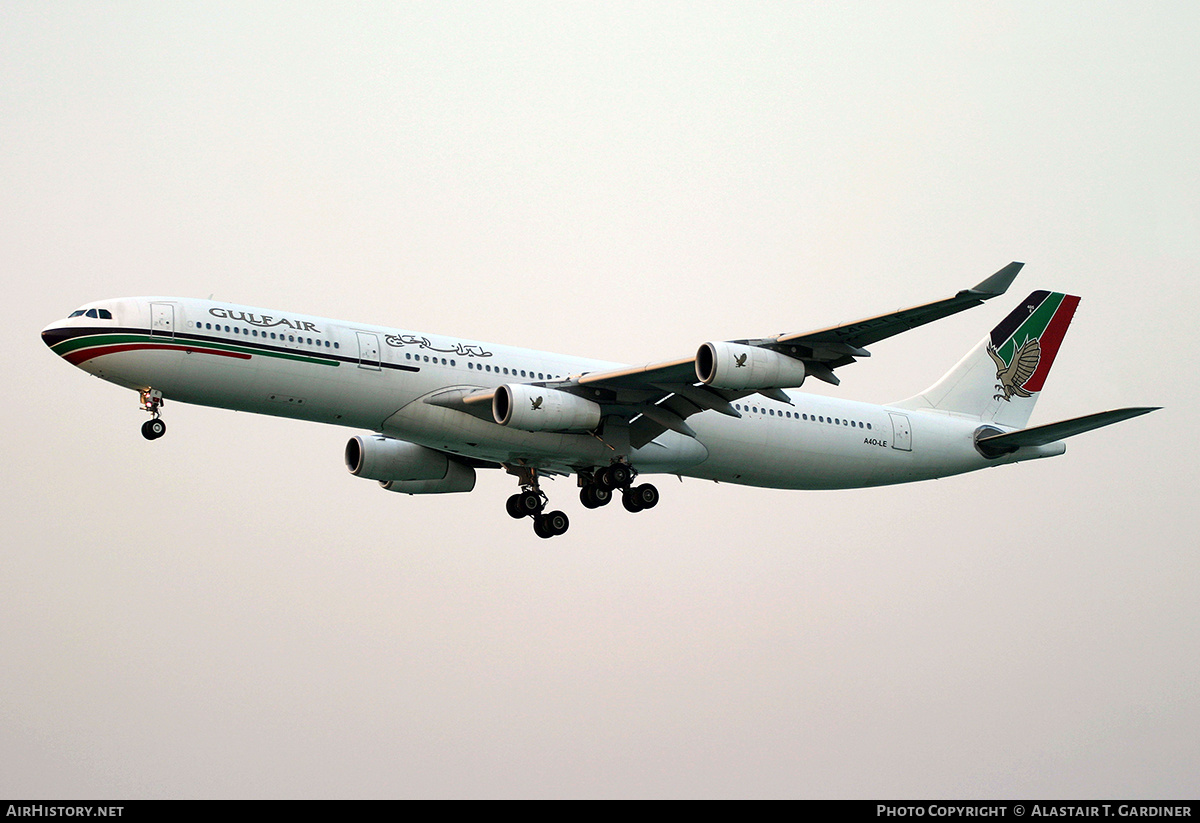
left=42, top=296, right=1060, bottom=490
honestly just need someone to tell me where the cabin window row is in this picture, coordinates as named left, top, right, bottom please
left=401, top=352, right=560, bottom=381
left=468, top=361, right=557, bottom=380
left=405, top=353, right=455, bottom=366
left=189, top=321, right=339, bottom=348
left=733, top=403, right=872, bottom=430
left=188, top=319, right=566, bottom=379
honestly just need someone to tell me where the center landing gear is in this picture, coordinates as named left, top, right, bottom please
left=139, top=389, right=166, bottom=440
left=505, top=466, right=570, bottom=539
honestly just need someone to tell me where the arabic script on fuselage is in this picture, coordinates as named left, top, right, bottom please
left=384, top=333, right=492, bottom=358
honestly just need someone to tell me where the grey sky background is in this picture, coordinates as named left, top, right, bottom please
left=3, top=2, right=1197, bottom=798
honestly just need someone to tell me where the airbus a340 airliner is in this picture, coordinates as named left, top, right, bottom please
left=42, top=263, right=1156, bottom=538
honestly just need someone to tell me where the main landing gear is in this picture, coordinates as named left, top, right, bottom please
left=580, top=463, right=660, bottom=514
left=505, top=462, right=661, bottom=539
left=139, top=389, right=166, bottom=440
left=505, top=467, right=570, bottom=539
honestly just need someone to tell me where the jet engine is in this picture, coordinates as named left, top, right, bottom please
left=345, top=435, right=451, bottom=482
left=492, top=383, right=602, bottom=432
left=695, top=341, right=807, bottom=391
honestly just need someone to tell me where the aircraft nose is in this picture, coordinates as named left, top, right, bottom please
left=41, top=321, right=73, bottom=353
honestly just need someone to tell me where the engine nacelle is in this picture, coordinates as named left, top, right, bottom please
left=380, top=461, right=476, bottom=495
left=492, top=383, right=602, bottom=432
left=345, top=435, right=450, bottom=482
left=695, top=341, right=807, bottom=391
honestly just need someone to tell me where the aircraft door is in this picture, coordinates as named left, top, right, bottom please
left=889, top=412, right=912, bottom=451
left=356, top=331, right=381, bottom=370
left=150, top=302, right=175, bottom=338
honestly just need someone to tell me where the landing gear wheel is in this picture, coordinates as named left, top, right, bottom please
left=600, top=463, right=632, bottom=489
left=621, top=488, right=645, bottom=513
left=632, top=483, right=659, bottom=510
left=543, top=510, right=569, bottom=536
left=517, top=490, right=544, bottom=516
left=580, top=484, right=613, bottom=509
left=141, top=419, right=166, bottom=440
left=506, top=493, right=526, bottom=519
left=533, top=510, right=569, bottom=538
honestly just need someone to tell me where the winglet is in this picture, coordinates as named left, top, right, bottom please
left=966, top=261, right=1024, bottom=297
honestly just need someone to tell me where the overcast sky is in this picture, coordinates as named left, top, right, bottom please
left=3, top=2, right=1197, bottom=798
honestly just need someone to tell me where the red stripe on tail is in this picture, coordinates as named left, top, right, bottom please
left=1024, top=294, right=1079, bottom=392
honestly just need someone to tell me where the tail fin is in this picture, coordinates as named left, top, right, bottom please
left=894, top=291, right=1080, bottom=428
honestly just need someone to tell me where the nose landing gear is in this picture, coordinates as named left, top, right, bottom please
left=139, top=389, right=166, bottom=440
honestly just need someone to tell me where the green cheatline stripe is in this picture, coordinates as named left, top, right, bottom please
left=52, top=332, right=340, bottom=367
left=995, top=292, right=1064, bottom=363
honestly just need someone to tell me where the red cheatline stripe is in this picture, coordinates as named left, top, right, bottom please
left=1024, top=294, right=1080, bottom=392
left=65, top=342, right=252, bottom=366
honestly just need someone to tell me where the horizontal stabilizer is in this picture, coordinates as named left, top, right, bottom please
left=977, top=407, right=1159, bottom=454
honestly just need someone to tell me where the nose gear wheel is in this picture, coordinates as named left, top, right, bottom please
left=139, top=389, right=166, bottom=440
left=141, top=418, right=166, bottom=440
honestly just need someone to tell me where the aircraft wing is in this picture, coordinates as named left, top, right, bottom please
left=556, top=263, right=1023, bottom=446
left=750, top=261, right=1024, bottom=383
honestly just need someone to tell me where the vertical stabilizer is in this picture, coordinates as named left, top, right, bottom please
left=894, top=291, right=1080, bottom=428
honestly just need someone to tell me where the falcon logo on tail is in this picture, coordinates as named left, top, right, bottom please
left=987, top=338, right=1041, bottom=401
left=983, top=291, right=1080, bottom=406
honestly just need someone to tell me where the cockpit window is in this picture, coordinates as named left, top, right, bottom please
left=86, top=309, right=98, bottom=318
left=69, top=310, right=85, bottom=317
left=69, top=308, right=112, bottom=319
left=98, top=309, right=112, bottom=319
